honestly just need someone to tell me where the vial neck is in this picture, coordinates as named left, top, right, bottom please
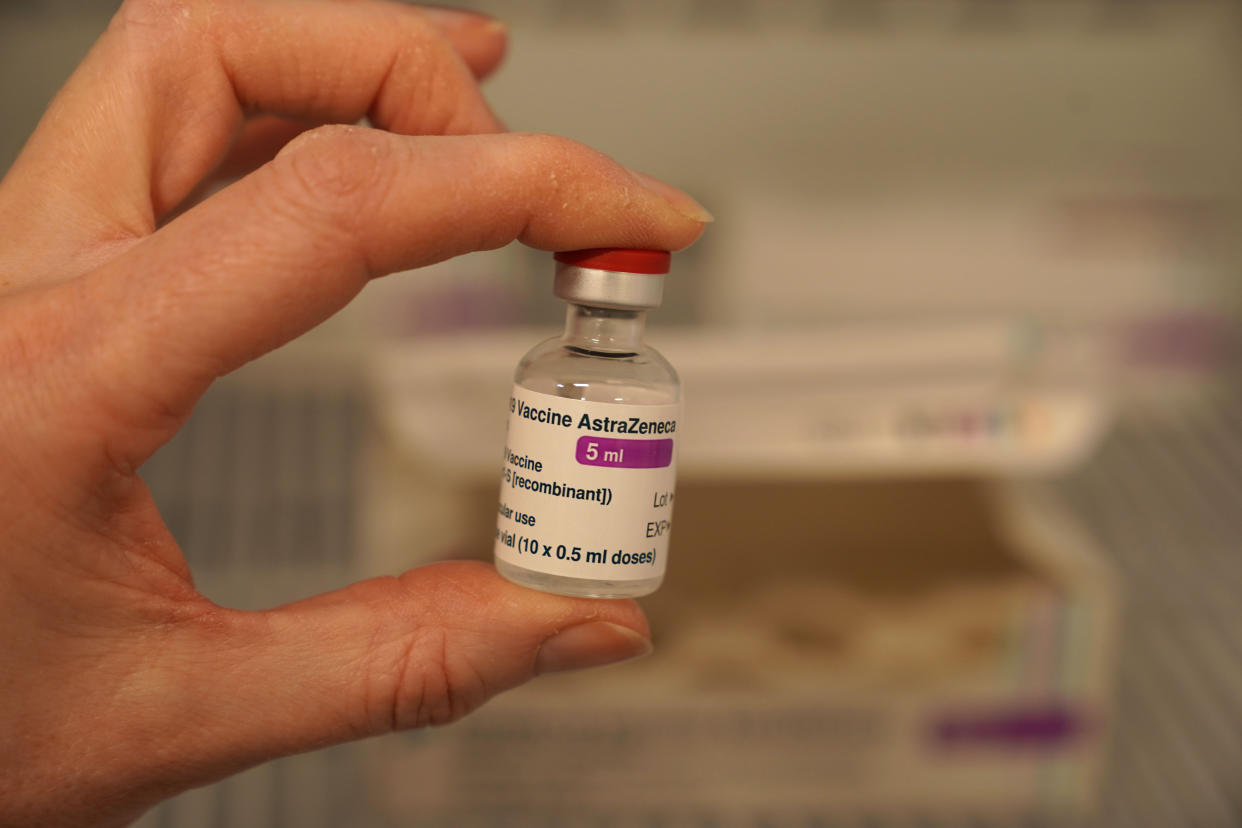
left=563, top=304, right=646, bottom=355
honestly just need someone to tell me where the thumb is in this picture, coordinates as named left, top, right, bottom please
left=160, top=562, right=649, bottom=781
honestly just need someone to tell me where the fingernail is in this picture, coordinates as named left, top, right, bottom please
left=420, top=6, right=507, bottom=35
left=632, top=171, right=714, bottom=223
left=535, top=622, right=653, bottom=675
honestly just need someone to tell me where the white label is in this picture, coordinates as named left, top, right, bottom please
left=494, top=385, right=679, bottom=581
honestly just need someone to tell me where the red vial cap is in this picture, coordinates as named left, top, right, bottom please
left=554, top=248, right=671, bottom=275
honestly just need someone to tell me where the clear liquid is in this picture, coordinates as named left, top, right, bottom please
left=496, top=557, right=664, bottom=599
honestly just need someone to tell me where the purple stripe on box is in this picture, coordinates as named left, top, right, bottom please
left=930, top=705, right=1087, bottom=750
left=575, top=436, right=673, bottom=469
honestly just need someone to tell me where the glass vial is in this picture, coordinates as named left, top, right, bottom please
left=494, top=248, right=681, bottom=598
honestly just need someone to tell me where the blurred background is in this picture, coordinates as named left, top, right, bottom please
left=5, top=0, right=1242, bottom=825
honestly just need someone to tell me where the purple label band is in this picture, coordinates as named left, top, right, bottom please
left=575, top=436, right=673, bottom=469
left=930, top=705, right=1087, bottom=751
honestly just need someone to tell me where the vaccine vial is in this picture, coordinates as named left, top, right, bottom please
left=494, top=248, right=681, bottom=598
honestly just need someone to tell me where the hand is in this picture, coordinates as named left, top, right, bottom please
left=0, top=2, right=709, bottom=825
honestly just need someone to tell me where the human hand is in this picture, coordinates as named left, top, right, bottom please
left=0, top=2, right=709, bottom=825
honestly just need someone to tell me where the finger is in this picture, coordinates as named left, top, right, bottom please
left=419, top=6, right=509, bottom=79
left=194, top=6, right=511, bottom=187
left=143, top=0, right=507, bottom=211
left=224, top=563, right=647, bottom=750
left=24, top=563, right=651, bottom=824
left=161, top=117, right=320, bottom=218
left=0, top=0, right=506, bottom=285
left=214, top=116, right=321, bottom=182
left=69, top=127, right=709, bottom=475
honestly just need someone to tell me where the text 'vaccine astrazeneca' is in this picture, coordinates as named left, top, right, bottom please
left=494, top=248, right=681, bottom=598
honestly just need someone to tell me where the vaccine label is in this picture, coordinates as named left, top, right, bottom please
left=495, top=385, right=679, bottom=582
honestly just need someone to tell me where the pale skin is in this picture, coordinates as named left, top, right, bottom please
left=0, top=2, right=710, bottom=825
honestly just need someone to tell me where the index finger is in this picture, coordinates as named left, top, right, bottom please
left=0, top=0, right=506, bottom=283
left=68, top=128, right=709, bottom=476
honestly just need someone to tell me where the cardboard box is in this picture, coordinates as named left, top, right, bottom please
left=360, top=467, right=1118, bottom=823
